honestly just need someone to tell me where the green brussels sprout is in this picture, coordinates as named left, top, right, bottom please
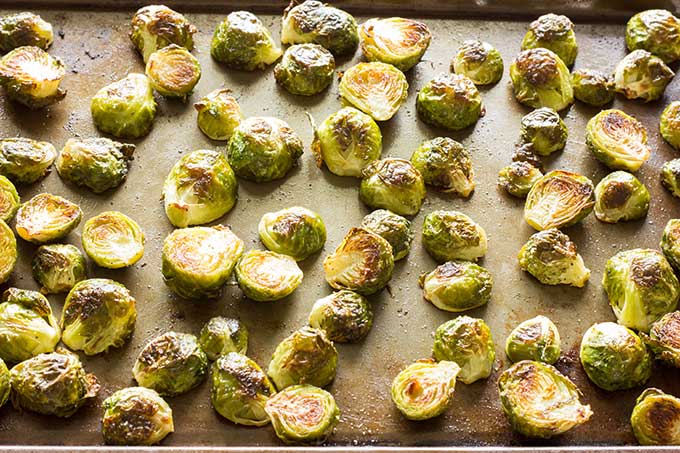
left=162, top=225, right=244, bottom=300
left=199, top=316, right=248, bottom=361
left=130, top=5, right=196, bottom=63
left=211, top=352, right=275, bottom=426
left=265, top=384, right=340, bottom=445
left=631, top=388, right=680, bottom=445
left=509, top=48, right=573, bottom=112
left=580, top=322, right=652, bottom=391
left=339, top=62, right=408, bottom=122
left=0, top=358, right=8, bottom=408
left=519, top=107, right=567, bottom=156
left=662, top=158, right=680, bottom=198
left=626, top=9, right=680, bottom=64
left=235, top=250, right=303, bottom=302
left=661, top=219, right=680, bottom=272
left=274, top=44, right=335, bottom=96
left=258, top=206, right=326, bottom=261
left=498, top=162, right=543, bottom=198
left=512, top=142, right=544, bottom=170
left=614, top=50, right=674, bottom=102
left=594, top=171, right=649, bottom=223
left=360, top=209, right=413, bottom=261
left=102, top=386, right=174, bottom=446
left=32, top=244, right=86, bottom=294
left=308, top=290, right=373, bottom=343
left=0, top=137, right=56, bottom=184
left=498, top=360, right=591, bottom=438
left=391, top=359, right=459, bottom=421
left=91, top=73, right=157, bottom=139
left=643, top=311, right=680, bottom=367
left=571, top=69, right=615, bottom=106
left=451, top=40, right=503, bottom=86
left=419, top=261, right=492, bottom=313
left=0, top=220, right=15, bottom=284
left=0, top=12, right=53, bottom=52
left=133, top=331, right=208, bottom=396
left=432, top=316, right=495, bottom=384
left=0, top=175, right=19, bottom=222
left=163, top=150, right=238, bottom=228
left=521, top=14, right=578, bottom=66
left=146, top=44, right=201, bottom=100
left=660, top=101, right=680, bottom=150
left=194, top=89, right=243, bottom=141
left=505, top=316, right=561, bottom=364
left=586, top=109, right=650, bottom=172
left=603, top=248, right=680, bottom=332
left=359, top=17, right=431, bottom=72
left=310, top=107, right=382, bottom=177
left=0, top=46, right=65, bottom=108
left=9, top=348, right=99, bottom=417
left=422, top=210, right=487, bottom=262
left=518, top=229, right=590, bottom=288
left=323, top=227, right=394, bottom=296
left=281, top=0, right=358, bottom=56
left=211, top=11, right=282, bottom=71
left=81, top=211, right=144, bottom=269
left=410, top=137, right=474, bottom=197
left=416, top=73, right=484, bottom=131
left=15, top=193, right=81, bottom=243
left=359, top=158, right=426, bottom=216
left=227, top=116, right=303, bottom=182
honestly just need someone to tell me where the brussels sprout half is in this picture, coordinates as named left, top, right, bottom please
left=32, top=244, right=87, bottom=294
left=391, top=359, right=459, bottom=421
left=571, top=69, right=615, bottom=107
left=498, top=161, right=543, bottom=198
left=662, top=159, right=680, bottom=198
left=146, top=44, right=201, bottom=99
left=360, top=209, right=413, bottom=261
left=661, top=101, right=680, bottom=150
left=594, top=171, right=649, bottom=223
left=519, top=108, right=567, bottom=156
left=15, top=193, right=81, bottom=243
left=451, top=40, right=503, bottom=86
left=0, top=46, right=65, bottom=108
left=130, top=5, right=196, bottom=63
left=194, top=89, right=243, bottom=141
left=416, top=73, right=484, bottom=131
left=308, top=290, right=373, bottom=343
left=359, top=158, right=426, bottom=216
left=614, top=50, right=674, bottom=102
left=339, top=62, right=408, bottom=122
left=518, top=229, right=590, bottom=288
left=0, top=137, right=56, bottom=184
left=512, top=143, right=544, bottom=170
left=0, top=12, right=53, bottom=52
left=422, top=210, right=487, bottom=262
left=509, top=48, right=573, bottom=112
left=0, top=358, right=8, bottom=408
left=235, top=250, right=303, bottom=302
left=586, top=109, right=650, bottom=172
left=626, top=9, right=680, bottom=64
left=521, top=14, right=578, bottom=67
left=505, top=316, right=561, bottom=364
left=419, top=261, right=492, bottom=313
left=661, top=219, right=680, bottom=273
left=258, top=206, right=326, bottom=261
left=199, top=316, right=248, bottom=361
left=0, top=176, right=18, bottom=222
left=643, top=311, right=680, bottom=367
left=82, top=211, right=144, bottom=269
left=631, top=388, right=680, bottom=445
left=359, top=17, right=431, bottom=72
left=211, top=11, right=282, bottom=71
left=274, top=44, right=335, bottom=96
left=0, top=220, right=16, bottom=285
left=410, top=137, right=475, bottom=197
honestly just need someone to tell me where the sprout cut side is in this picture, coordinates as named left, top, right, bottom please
left=130, top=5, right=196, bottom=63
left=631, top=388, right=680, bottom=445
left=82, top=211, right=144, bottom=269
left=339, top=62, right=408, bottom=121
left=235, top=250, right=303, bottom=302
left=391, top=359, right=459, bottom=421
left=0, top=46, right=65, bottom=108
left=15, top=193, right=81, bottom=243
left=0, top=137, right=56, bottom=184
left=586, top=109, right=650, bottom=172
left=146, top=44, right=201, bottom=99
left=0, top=12, right=53, bottom=52
left=359, top=17, right=431, bottom=71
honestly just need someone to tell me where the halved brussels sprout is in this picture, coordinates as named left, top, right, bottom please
left=32, top=244, right=87, bottom=294
left=199, top=316, right=248, bottom=361
left=162, top=225, right=244, bottom=300
left=498, top=360, right=591, bottom=438
left=643, top=311, right=680, bottom=367
left=521, top=14, right=578, bottom=66
left=509, top=48, right=573, bottom=112
left=614, top=50, right=674, bottom=102
left=102, top=386, right=173, bottom=446
left=586, top=109, right=650, bottom=172
left=0, top=220, right=15, bottom=284
left=0, top=137, right=56, bottom=184
left=133, top=331, right=208, bottom=396
left=359, top=158, right=425, bottom=216
left=391, top=359, right=459, bottom=421
left=308, top=290, right=373, bottom=343
left=580, top=322, right=651, bottom=391
left=0, top=13, right=53, bottom=52
left=15, top=193, right=81, bottom=243
left=274, top=44, right=335, bottom=96
left=419, top=261, right=492, bottom=313
left=631, top=388, right=680, bottom=445
left=323, top=227, right=394, bottom=296
left=268, top=326, right=337, bottom=390
left=519, top=108, right=567, bottom=156
left=0, top=358, right=8, bottom=408
left=432, top=316, right=495, bottom=384
left=422, top=210, right=487, bottom=262
left=211, top=352, right=275, bottom=426
left=194, top=89, right=242, bottom=141
left=235, top=250, right=303, bottom=302
left=512, top=142, right=544, bottom=170
left=82, top=211, right=144, bottom=269
left=130, top=5, right=196, bottom=63
left=410, top=137, right=474, bottom=197
left=163, top=150, right=238, bottom=228
left=594, top=171, right=649, bottom=223
left=416, top=73, right=484, bottom=131
left=451, top=40, right=503, bottom=86
left=661, top=101, right=680, bottom=150
left=0, top=46, right=65, bottom=108
left=626, top=9, right=680, bottom=64
left=518, top=229, right=590, bottom=287
left=146, top=44, right=200, bottom=99
left=661, top=219, right=680, bottom=272
left=359, top=17, right=431, bottom=72
left=0, top=176, right=18, bottom=222
left=505, top=316, right=561, bottom=364
left=603, top=248, right=680, bottom=332
left=360, top=209, right=413, bottom=261
left=571, top=69, right=615, bottom=107
left=258, top=206, right=326, bottom=261
left=265, top=384, right=340, bottom=445
left=662, top=159, right=680, bottom=198
left=211, top=11, right=282, bottom=71
left=498, top=162, right=543, bottom=198
left=339, top=62, right=408, bottom=122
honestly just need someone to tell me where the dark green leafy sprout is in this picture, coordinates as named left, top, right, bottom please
left=359, top=158, right=426, bottom=216
left=360, top=209, right=413, bottom=261
left=0, top=358, right=8, bottom=408
left=211, top=352, right=275, bottom=426
left=102, top=386, right=173, bottom=446
left=0, top=46, right=65, bottom=108
left=0, top=137, right=56, bottom=184
left=308, top=290, right=373, bottom=343
left=586, top=109, right=650, bottom=172
left=0, top=13, right=53, bottom=52
left=0, top=176, right=18, bottom=221
left=498, top=360, right=592, bottom=438
left=521, top=14, right=578, bottom=66
left=571, top=69, right=615, bottom=106
left=146, top=44, right=201, bottom=99
left=594, top=171, right=649, bottom=223
left=391, top=359, right=459, bottom=421
left=451, top=40, right=503, bottom=86
left=339, top=62, right=408, bottom=121
left=518, top=229, right=590, bottom=288
left=512, top=143, right=544, bottom=169
left=626, top=9, right=680, bottom=64
left=419, top=261, right=492, bottom=313
left=660, top=101, right=680, bottom=150
left=163, top=150, right=238, bottom=228
left=82, top=211, right=144, bottom=269
left=505, top=316, right=561, bottom=364
left=661, top=219, right=680, bottom=273
left=268, top=326, right=337, bottom=390
left=162, top=225, right=244, bottom=300
left=15, top=193, right=81, bottom=243
left=258, top=206, right=326, bottom=261
left=643, top=311, right=680, bottom=367
left=631, top=388, right=680, bottom=445
left=130, top=5, right=196, bottom=63
left=211, top=11, right=282, bottom=71
left=662, top=159, right=680, bottom=198
left=422, top=210, right=487, bottom=262
left=133, top=331, right=208, bottom=396
left=194, top=89, right=242, bottom=141
left=509, top=48, right=573, bottom=112
left=227, top=116, right=303, bottom=182
left=32, top=244, right=86, bottom=294
left=519, top=108, right=567, bottom=156
left=234, top=250, right=303, bottom=302
left=323, top=227, right=394, bottom=296
left=410, top=137, right=474, bottom=197
left=359, top=17, right=431, bottom=72
left=274, top=44, right=335, bottom=96
left=498, top=162, right=543, bottom=198
left=199, top=317, right=248, bottom=361
left=0, top=220, right=15, bottom=284
left=614, top=50, right=674, bottom=102
left=416, top=73, right=484, bottom=131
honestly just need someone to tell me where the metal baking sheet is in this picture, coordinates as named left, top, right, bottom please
left=0, top=1, right=679, bottom=449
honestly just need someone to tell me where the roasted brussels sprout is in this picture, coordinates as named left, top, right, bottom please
left=15, top=193, right=81, bottom=243
left=518, top=229, right=590, bottom=287
left=199, top=317, right=248, bottom=361
left=133, top=331, right=208, bottom=396
left=521, top=14, right=578, bottom=66
left=391, top=359, right=459, bottom=421
left=211, top=11, right=282, bottom=71
left=235, top=250, right=303, bottom=302
left=81, top=211, right=144, bottom=269
left=512, top=143, right=544, bottom=169
left=519, top=108, right=567, bottom=156
left=432, top=316, right=494, bottom=384
left=258, top=206, right=326, bottom=261
left=614, top=50, right=674, bottom=102
left=498, top=162, right=543, bottom=198
left=626, top=9, right=680, bottom=64
left=211, top=352, right=275, bottom=426
left=603, top=248, right=680, bottom=332
left=416, top=73, right=484, bottom=131
left=0, top=176, right=18, bottom=222
left=0, top=220, right=15, bottom=284
left=505, top=316, right=561, bottom=364
left=91, top=73, right=157, bottom=139
left=661, top=219, right=680, bottom=272
left=163, top=150, right=238, bottom=228
left=323, top=227, right=394, bottom=296
left=0, top=137, right=56, bottom=184
left=643, top=311, right=680, bottom=367
left=308, top=290, right=373, bottom=343
left=0, top=46, right=65, bottom=108
left=0, top=13, right=53, bottom=52
left=0, top=358, right=8, bottom=408
left=571, top=69, right=615, bottom=106
left=509, top=48, right=573, bottom=112
left=498, top=360, right=591, bottom=438
left=594, top=171, right=649, bottom=223
left=162, top=225, right=244, bottom=300
left=410, top=137, right=474, bottom=197
left=451, top=40, right=503, bottom=86
left=422, top=210, right=487, bottom=262
left=102, top=386, right=173, bottom=446
left=360, top=209, right=412, bottom=261
left=274, top=44, right=335, bottom=96
left=660, top=101, right=680, bottom=150
left=194, top=89, right=242, bottom=141
left=586, top=109, right=650, bottom=172
left=268, top=326, right=337, bottom=390
left=339, top=62, right=408, bottom=122
left=130, top=5, right=196, bottom=63
left=359, top=158, right=425, bottom=216
left=32, top=244, right=86, bottom=294
left=146, top=44, right=201, bottom=99
left=662, top=159, right=680, bottom=198
left=631, top=388, right=680, bottom=445
left=419, top=261, right=492, bottom=313
left=359, top=17, right=431, bottom=72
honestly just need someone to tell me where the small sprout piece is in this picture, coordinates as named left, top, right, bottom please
left=0, top=358, right=8, bottom=408
left=416, top=73, right=484, bottom=131
left=199, top=317, right=248, bottom=361
left=643, top=311, right=680, bottom=367
left=505, top=316, right=561, bottom=364
left=339, top=62, right=408, bottom=121
left=235, top=250, right=303, bottom=302
left=32, top=244, right=86, bottom=294
left=15, top=193, right=81, bottom=243
left=518, top=229, right=590, bottom=287
left=586, top=109, right=650, bottom=172
left=419, top=261, right=492, bottom=313
left=130, top=5, right=196, bottom=63
left=308, top=290, right=373, bottom=343
left=102, top=387, right=173, bottom=446
left=614, top=50, right=674, bottom=102
left=258, top=207, right=326, bottom=261
left=359, top=158, right=426, bottom=216
left=662, top=159, right=680, bottom=198
left=274, top=44, right=335, bottom=96
left=0, top=13, right=53, bottom=51
left=0, top=46, right=65, bottom=108
left=323, top=227, right=394, bottom=296
left=211, top=11, right=282, bottom=71
left=594, top=171, right=649, bottom=223
left=281, top=0, right=358, bottom=55
left=432, top=316, right=495, bottom=384
left=661, top=219, right=680, bottom=272
left=162, top=225, right=244, bottom=300
left=410, top=137, right=474, bottom=197
left=211, top=352, right=275, bottom=426
left=163, top=150, right=238, bottom=228
left=661, top=101, right=680, bottom=150
left=451, top=40, right=503, bottom=86
left=267, top=326, right=337, bottom=390
left=391, top=359, right=459, bottom=421
left=498, top=162, right=543, bottom=198
left=0, top=220, right=15, bottom=284
left=82, top=211, right=144, bottom=269
left=146, top=44, right=201, bottom=99
left=571, top=69, right=615, bottom=106
left=521, top=14, right=578, bottom=66
left=194, top=89, right=242, bottom=141
left=133, top=332, right=208, bottom=396
left=626, top=9, right=680, bottom=64
left=0, top=176, right=18, bottom=221
left=422, top=210, right=487, bottom=262
left=631, top=388, right=680, bottom=445
left=359, top=17, right=431, bottom=71
left=519, top=108, right=567, bottom=156
left=498, top=360, right=591, bottom=438
left=360, top=209, right=413, bottom=261
left=509, top=48, right=573, bottom=112
left=512, top=142, right=544, bottom=169
left=0, top=137, right=56, bottom=184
